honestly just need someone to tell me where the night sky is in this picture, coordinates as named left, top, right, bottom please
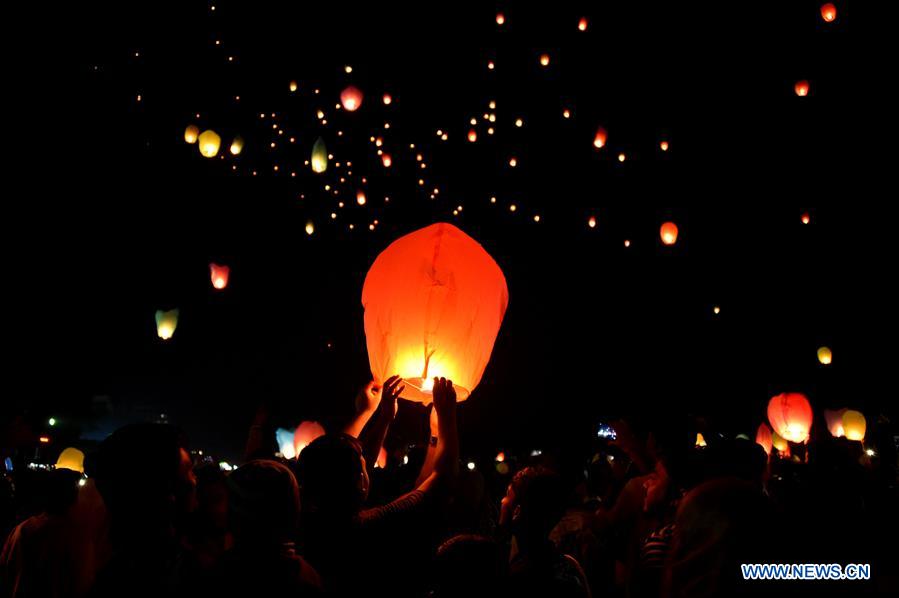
left=9, top=1, right=883, bottom=462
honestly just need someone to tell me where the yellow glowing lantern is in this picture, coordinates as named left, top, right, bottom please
left=340, top=85, right=363, bottom=111
left=824, top=408, right=847, bottom=437
left=198, top=130, right=221, bottom=158
left=660, top=222, right=678, bottom=245
left=305, top=221, right=315, bottom=236
left=229, top=136, right=244, bottom=156
left=55, top=447, right=85, bottom=473
left=289, top=80, right=298, bottom=92
left=817, top=346, right=832, bottom=365
left=294, top=421, right=326, bottom=456
left=311, top=137, right=328, bottom=173
left=841, top=410, right=866, bottom=441
left=539, top=53, right=550, bottom=67
left=362, top=223, right=509, bottom=403
left=155, top=309, right=179, bottom=340
left=695, top=433, right=708, bottom=448
left=184, top=125, right=199, bottom=144
left=820, top=3, right=837, bottom=23
left=771, top=431, right=790, bottom=456
left=794, top=80, right=810, bottom=97
left=593, top=127, right=607, bottom=149
left=756, top=423, right=773, bottom=456
left=767, top=392, right=813, bottom=443
left=209, top=263, right=230, bottom=290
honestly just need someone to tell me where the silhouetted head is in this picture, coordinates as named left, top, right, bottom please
left=433, top=534, right=507, bottom=598
left=228, top=459, right=300, bottom=546
left=296, top=433, right=368, bottom=516
left=500, top=465, right=565, bottom=545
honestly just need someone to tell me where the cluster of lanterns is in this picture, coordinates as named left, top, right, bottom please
left=184, top=125, right=242, bottom=158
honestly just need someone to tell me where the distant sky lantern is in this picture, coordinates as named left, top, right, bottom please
left=209, top=263, right=230, bottom=290
left=767, top=392, right=813, bottom=443
left=294, top=421, right=326, bottom=456
left=588, top=216, right=597, bottom=228
left=198, top=130, right=221, bottom=157
left=820, top=3, right=837, bottom=22
left=593, top=127, right=607, bottom=149
left=756, top=423, right=773, bottom=456
left=356, top=190, right=367, bottom=205
left=382, top=93, right=392, bottom=105
left=229, top=136, right=244, bottom=155
left=817, top=346, right=833, bottom=365
left=794, top=80, right=810, bottom=97
left=275, top=428, right=296, bottom=459
left=841, top=410, right=866, bottom=441
left=578, top=17, right=588, bottom=31
left=468, top=129, right=477, bottom=142
left=801, top=211, right=811, bottom=224
left=362, top=223, right=509, bottom=403
left=55, top=447, right=85, bottom=473
left=824, top=408, right=847, bottom=437
left=184, top=125, right=199, bottom=144
left=660, top=140, right=669, bottom=151
left=496, top=13, right=505, bottom=25
left=155, top=309, right=179, bottom=340
left=340, top=85, right=363, bottom=111
left=660, top=221, right=679, bottom=245
left=539, top=53, right=550, bottom=67
left=311, top=137, right=328, bottom=173
left=289, top=80, right=298, bottom=92
left=305, top=221, right=315, bottom=236
left=381, top=153, right=392, bottom=167
left=695, top=433, right=708, bottom=448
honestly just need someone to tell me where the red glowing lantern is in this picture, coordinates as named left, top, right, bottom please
left=496, top=13, right=505, bottom=25
left=468, top=129, right=477, bottom=143
left=587, top=216, right=597, bottom=229
left=209, top=263, right=230, bottom=290
left=382, top=93, right=392, bottom=105
left=293, top=421, right=326, bottom=456
left=362, top=223, right=509, bottom=403
left=794, top=80, right=810, bottom=97
left=801, top=211, right=811, bottom=224
left=381, top=153, right=392, bottom=168
left=755, top=423, right=773, bottom=456
left=767, top=392, right=813, bottom=443
left=660, top=222, right=678, bottom=245
left=593, top=127, right=607, bottom=149
left=340, top=85, right=363, bottom=111
left=578, top=17, right=588, bottom=31
left=820, top=3, right=837, bottom=23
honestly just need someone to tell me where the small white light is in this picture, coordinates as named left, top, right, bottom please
left=466, top=461, right=476, bottom=471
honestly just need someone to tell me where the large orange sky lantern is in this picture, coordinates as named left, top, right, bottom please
left=767, top=392, right=813, bottom=443
left=756, top=423, right=773, bottom=456
left=362, top=223, right=509, bottom=403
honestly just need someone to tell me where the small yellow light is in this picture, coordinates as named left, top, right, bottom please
left=539, top=53, right=550, bottom=67
left=289, top=80, right=298, bottom=92
left=305, top=221, right=315, bottom=235
left=588, top=216, right=597, bottom=228
left=515, top=118, right=523, bottom=127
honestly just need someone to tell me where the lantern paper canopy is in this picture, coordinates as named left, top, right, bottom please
left=229, top=136, right=244, bottom=155
left=275, top=428, right=297, bottom=459
left=340, top=85, right=363, bottom=111
left=771, top=431, right=790, bottom=456
left=184, top=125, right=199, bottom=144
left=289, top=80, right=298, bottom=92
left=198, top=130, right=221, bottom=158
left=294, top=421, right=326, bottom=456
left=209, top=263, right=230, bottom=290
left=794, top=80, right=810, bottom=97
left=695, top=433, right=707, bottom=448
left=756, top=423, right=773, bottom=456
left=660, top=222, right=679, bottom=245
left=841, top=410, right=866, bottom=441
left=820, top=3, right=837, bottom=22
left=55, top=447, right=85, bottom=473
left=362, top=223, right=509, bottom=403
left=817, top=346, right=832, bottom=365
left=824, top=408, right=847, bottom=437
left=155, top=309, right=179, bottom=340
left=767, top=392, right=813, bottom=443
left=311, top=137, right=328, bottom=173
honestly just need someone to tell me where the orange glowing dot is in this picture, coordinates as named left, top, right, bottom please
left=660, top=222, right=679, bottom=245
left=539, top=53, right=550, bottom=67
left=357, top=191, right=367, bottom=205
left=578, top=17, right=588, bottom=31
left=624, top=239, right=631, bottom=247
left=508, top=157, right=517, bottom=167
left=820, top=3, right=837, bottom=22
left=468, top=129, right=477, bottom=142
left=533, top=215, right=541, bottom=222
left=794, top=80, right=810, bottom=97
left=381, top=153, right=392, bottom=167
left=515, top=118, right=523, bottom=127
left=588, top=216, right=597, bottom=228
left=382, top=93, right=392, bottom=105
left=495, top=451, right=506, bottom=463
left=39, top=436, right=50, bottom=443
left=510, top=204, right=517, bottom=212
left=593, top=127, right=607, bottom=149
left=801, top=211, right=811, bottom=224
left=487, top=60, right=495, bottom=70
left=660, top=140, right=669, bottom=151
left=617, top=153, right=626, bottom=162
left=289, top=80, right=298, bottom=92
left=713, top=306, right=721, bottom=315
left=496, top=13, right=505, bottom=25
left=562, top=108, right=571, bottom=119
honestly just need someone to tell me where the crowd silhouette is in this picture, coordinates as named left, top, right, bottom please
left=2, top=376, right=897, bottom=597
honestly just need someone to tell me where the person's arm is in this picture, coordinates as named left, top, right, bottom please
left=359, top=375, right=403, bottom=469
left=414, top=406, right=440, bottom=487
left=244, top=403, right=270, bottom=461
left=414, top=378, right=459, bottom=495
left=343, top=381, right=379, bottom=439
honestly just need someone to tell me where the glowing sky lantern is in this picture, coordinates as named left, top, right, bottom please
left=588, top=216, right=597, bottom=229
left=311, top=137, right=328, bottom=173
left=660, top=222, right=679, bottom=245
left=229, top=136, right=244, bottom=155
left=289, top=80, right=298, bottom=92
left=362, top=223, right=509, bottom=403
left=184, top=125, right=199, bottom=144
left=198, top=130, right=221, bottom=158
left=209, top=263, right=230, bottom=290
left=824, top=408, right=847, bottom=437
left=468, top=129, right=477, bottom=142
left=794, top=80, right=810, bottom=97
left=578, top=17, right=588, bottom=31
left=340, top=85, right=363, bottom=111
left=817, top=346, right=832, bottom=365
left=356, top=190, right=367, bottom=205
left=801, top=211, right=811, bottom=224
left=593, top=127, right=607, bottom=149
left=381, top=153, right=392, bottom=168
left=820, top=3, right=837, bottom=22
left=294, top=421, right=326, bottom=456
left=695, top=433, right=708, bottom=448
left=771, top=431, right=790, bottom=456
left=539, top=53, right=550, bottom=67
left=55, top=447, right=85, bottom=473
left=756, top=423, right=773, bottom=456
left=767, top=392, right=813, bottom=443
left=841, top=410, right=866, bottom=441
left=495, top=13, right=505, bottom=25
left=305, top=221, right=315, bottom=236
left=155, top=309, right=179, bottom=340
left=382, top=93, right=392, bottom=105
left=275, top=428, right=297, bottom=459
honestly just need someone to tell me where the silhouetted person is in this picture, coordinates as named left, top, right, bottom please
left=430, top=534, right=507, bottom=598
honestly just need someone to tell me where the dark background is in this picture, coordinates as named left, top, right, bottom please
left=7, top=1, right=883, bottom=462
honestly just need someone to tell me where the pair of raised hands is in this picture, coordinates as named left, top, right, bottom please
left=357, top=375, right=457, bottom=418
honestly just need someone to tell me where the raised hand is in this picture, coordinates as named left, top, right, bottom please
left=432, top=377, right=457, bottom=421
left=378, top=375, right=405, bottom=419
